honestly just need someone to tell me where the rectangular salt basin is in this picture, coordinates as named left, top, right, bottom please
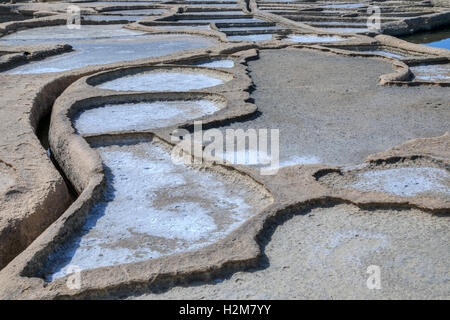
left=183, top=4, right=238, bottom=7
left=411, top=64, right=450, bottom=81
left=151, top=25, right=211, bottom=30
left=5, top=35, right=217, bottom=74
left=322, top=27, right=369, bottom=33
left=82, top=15, right=143, bottom=21
left=284, top=34, right=344, bottom=42
left=319, top=3, right=365, bottom=8
left=227, top=34, right=274, bottom=41
left=220, top=26, right=281, bottom=31
left=185, top=0, right=237, bottom=2
left=92, top=1, right=163, bottom=4
left=0, top=25, right=146, bottom=43
left=42, top=141, right=270, bottom=280
left=74, top=100, right=223, bottom=134
left=183, top=11, right=244, bottom=15
left=98, top=71, right=227, bottom=91
left=193, top=59, right=234, bottom=68
left=106, top=9, right=167, bottom=15
left=174, top=18, right=265, bottom=23
left=362, top=50, right=405, bottom=59
left=308, top=21, right=368, bottom=26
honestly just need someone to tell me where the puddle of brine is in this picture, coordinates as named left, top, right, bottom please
left=98, top=71, right=228, bottom=91
left=43, top=141, right=271, bottom=280
left=74, top=100, right=223, bottom=134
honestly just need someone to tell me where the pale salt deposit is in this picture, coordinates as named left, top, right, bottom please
left=98, top=71, right=229, bottom=91
left=74, top=100, right=223, bottom=134
left=193, top=59, right=235, bottom=68
left=43, top=140, right=271, bottom=280
left=349, top=167, right=450, bottom=198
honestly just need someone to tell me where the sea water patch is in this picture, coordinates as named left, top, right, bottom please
left=43, top=140, right=271, bottom=280
left=411, top=64, right=450, bottom=81
left=74, top=99, right=224, bottom=134
left=96, top=69, right=230, bottom=91
left=400, top=27, right=450, bottom=50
